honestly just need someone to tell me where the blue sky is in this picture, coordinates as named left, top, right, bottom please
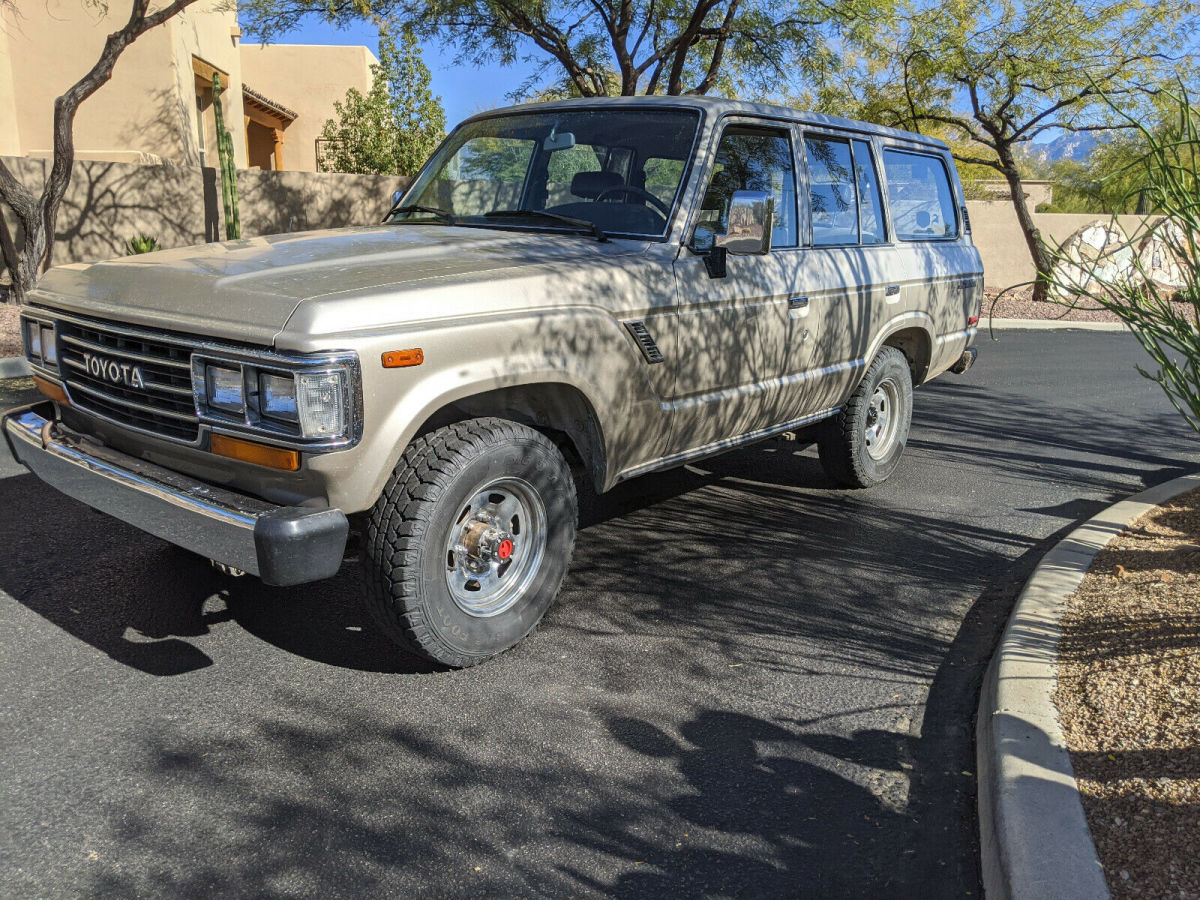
left=262, top=17, right=539, bottom=126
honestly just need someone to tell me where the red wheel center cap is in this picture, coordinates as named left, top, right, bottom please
left=497, top=539, right=514, bottom=561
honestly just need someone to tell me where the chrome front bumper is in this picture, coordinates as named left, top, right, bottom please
left=2, top=403, right=348, bottom=586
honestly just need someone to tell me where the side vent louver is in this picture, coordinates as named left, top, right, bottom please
left=624, top=320, right=665, bottom=364
left=961, top=205, right=971, bottom=234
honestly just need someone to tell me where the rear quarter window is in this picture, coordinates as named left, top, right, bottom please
left=881, top=149, right=959, bottom=241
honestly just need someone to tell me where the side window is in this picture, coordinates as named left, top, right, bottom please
left=881, top=148, right=959, bottom=240
left=852, top=140, right=886, bottom=244
left=698, top=127, right=798, bottom=248
left=805, top=136, right=857, bottom=246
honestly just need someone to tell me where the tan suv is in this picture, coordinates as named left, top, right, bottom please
left=5, top=97, right=982, bottom=667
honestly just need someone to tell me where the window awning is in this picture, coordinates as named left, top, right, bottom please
left=242, top=86, right=297, bottom=129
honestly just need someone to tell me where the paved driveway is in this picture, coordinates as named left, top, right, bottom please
left=1, top=329, right=1194, bottom=898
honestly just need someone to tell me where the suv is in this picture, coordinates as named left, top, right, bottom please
left=5, top=97, right=981, bottom=667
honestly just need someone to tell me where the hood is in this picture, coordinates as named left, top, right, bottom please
left=31, top=225, right=647, bottom=345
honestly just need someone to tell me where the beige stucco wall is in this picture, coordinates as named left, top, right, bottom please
left=0, top=21, right=21, bottom=157
left=1, top=156, right=409, bottom=269
left=967, top=202, right=1158, bottom=290
left=238, top=43, right=378, bottom=172
left=0, top=1, right=246, bottom=166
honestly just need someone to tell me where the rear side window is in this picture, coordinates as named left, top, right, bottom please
left=853, top=140, right=886, bottom=244
left=881, top=149, right=959, bottom=240
left=806, top=135, right=888, bottom=246
left=805, top=136, right=857, bottom=246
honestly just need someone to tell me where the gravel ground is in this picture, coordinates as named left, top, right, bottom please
left=1054, top=489, right=1200, bottom=899
left=986, top=285, right=1195, bottom=324
left=1, top=302, right=21, bottom=358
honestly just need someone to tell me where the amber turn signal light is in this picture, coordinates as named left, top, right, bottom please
left=382, top=348, right=424, bottom=368
left=210, top=433, right=300, bottom=471
left=33, top=375, right=69, bottom=405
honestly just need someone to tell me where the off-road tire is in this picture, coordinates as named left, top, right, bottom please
left=361, top=418, right=577, bottom=668
left=817, top=346, right=913, bottom=488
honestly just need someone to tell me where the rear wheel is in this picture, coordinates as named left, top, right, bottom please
left=361, top=418, right=577, bottom=668
left=818, top=346, right=913, bottom=488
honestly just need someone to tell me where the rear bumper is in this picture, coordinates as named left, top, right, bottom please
left=3, top=403, right=348, bottom=586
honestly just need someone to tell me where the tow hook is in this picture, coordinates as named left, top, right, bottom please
left=949, top=347, right=978, bottom=375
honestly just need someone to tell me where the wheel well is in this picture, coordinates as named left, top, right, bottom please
left=413, top=384, right=606, bottom=490
left=882, top=328, right=932, bottom=385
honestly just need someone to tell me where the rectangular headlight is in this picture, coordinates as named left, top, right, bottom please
left=259, top=372, right=298, bottom=423
left=40, top=325, right=57, bottom=365
left=206, top=364, right=245, bottom=415
left=296, top=372, right=345, bottom=438
left=26, top=320, right=42, bottom=361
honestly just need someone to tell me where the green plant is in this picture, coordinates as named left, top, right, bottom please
left=1043, top=84, right=1200, bottom=430
left=318, top=25, right=444, bottom=176
left=211, top=72, right=241, bottom=240
left=125, top=234, right=160, bottom=254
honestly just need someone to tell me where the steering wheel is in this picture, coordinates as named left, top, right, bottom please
left=594, top=185, right=671, bottom=217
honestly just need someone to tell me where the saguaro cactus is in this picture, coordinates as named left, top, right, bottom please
left=211, top=73, right=241, bottom=240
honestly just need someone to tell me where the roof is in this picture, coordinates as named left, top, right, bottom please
left=462, top=95, right=948, bottom=151
left=241, top=85, right=298, bottom=123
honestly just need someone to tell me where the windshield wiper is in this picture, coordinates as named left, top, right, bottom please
left=483, top=209, right=608, bottom=243
left=385, top=203, right=456, bottom=225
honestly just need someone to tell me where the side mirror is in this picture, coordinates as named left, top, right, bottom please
left=391, top=189, right=405, bottom=206
left=716, top=190, right=774, bottom=255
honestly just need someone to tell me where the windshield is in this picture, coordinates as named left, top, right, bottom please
left=394, top=107, right=701, bottom=239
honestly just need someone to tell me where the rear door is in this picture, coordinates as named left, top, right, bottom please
left=797, top=131, right=899, bottom=412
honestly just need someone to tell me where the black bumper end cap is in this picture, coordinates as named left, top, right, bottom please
left=254, top=506, right=349, bottom=587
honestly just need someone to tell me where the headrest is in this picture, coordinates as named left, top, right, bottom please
left=570, top=170, right=623, bottom=199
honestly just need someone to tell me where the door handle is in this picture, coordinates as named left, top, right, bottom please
left=788, top=296, right=809, bottom=310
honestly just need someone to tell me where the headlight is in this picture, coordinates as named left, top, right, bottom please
left=296, top=372, right=345, bottom=437
left=40, top=326, right=57, bottom=365
left=26, top=320, right=42, bottom=359
left=259, top=372, right=298, bottom=423
left=206, top=364, right=245, bottom=415
left=22, top=318, right=56, bottom=368
left=195, top=352, right=356, bottom=447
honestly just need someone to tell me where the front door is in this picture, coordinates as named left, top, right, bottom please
left=652, top=123, right=811, bottom=458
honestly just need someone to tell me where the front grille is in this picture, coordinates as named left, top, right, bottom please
left=58, top=319, right=199, bottom=442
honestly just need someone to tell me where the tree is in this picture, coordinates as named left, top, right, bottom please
left=0, top=0, right=203, bottom=302
left=1045, top=85, right=1200, bottom=430
left=856, top=0, right=1195, bottom=301
left=319, top=25, right=445, bottom=175
left=239, top=0, right=870, bottom=100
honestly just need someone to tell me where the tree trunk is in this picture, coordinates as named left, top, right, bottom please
left=996, top=142, right=1053, bottom=303
left=0, top=0, right=199, bottom=301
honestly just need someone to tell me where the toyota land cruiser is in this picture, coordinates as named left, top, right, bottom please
left=5, top=97, right=982, bottom=667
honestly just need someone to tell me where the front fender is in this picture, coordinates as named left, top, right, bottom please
left=303, top=308, right=668, bottom=512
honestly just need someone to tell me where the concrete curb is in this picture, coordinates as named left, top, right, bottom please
left=986, top=318, right=1127, bottom=332
left=977, top=471, right=1200, bottom=900
left=0, top=357, right=30, bottom=379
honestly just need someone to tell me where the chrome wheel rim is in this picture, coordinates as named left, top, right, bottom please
left=444, top=477, right=547, bottom=617
left=864, top=378, right=901, bottom=460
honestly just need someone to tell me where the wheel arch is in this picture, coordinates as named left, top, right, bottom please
left=874, top=316, right=935, bottom=387
left=413, top=381, right=608, bottom=490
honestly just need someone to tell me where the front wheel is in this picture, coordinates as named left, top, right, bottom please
left=361, top=418, right=577, bottom=668
left=817, top=346, right=913, bottom=488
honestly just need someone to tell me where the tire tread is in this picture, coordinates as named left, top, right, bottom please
left=361, top=418, right=577, bottom=668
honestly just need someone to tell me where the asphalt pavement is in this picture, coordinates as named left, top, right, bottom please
left=1, top=330, right=1194, bottom=899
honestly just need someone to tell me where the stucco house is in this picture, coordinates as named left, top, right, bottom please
left=0, top=1, right=377, bottom=172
